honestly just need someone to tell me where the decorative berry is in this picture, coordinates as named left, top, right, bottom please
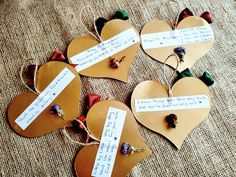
left=121, top=142, right=133, bottom=155
left=165, top=114, right=178, bottom=128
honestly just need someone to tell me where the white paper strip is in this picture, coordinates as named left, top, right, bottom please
left=15, top=68, right=76, bottom=130
left=135, top=95, right=209, bottom=112
left=70, top=28, right=140, bottom=72
left=91, top=107, right=127, bottom=177
left=141, top=25, right=214, bottom=49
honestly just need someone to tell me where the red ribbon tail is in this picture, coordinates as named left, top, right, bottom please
left=69, top=64, right=78, bottom=68
left=76, top=115, right=86, bottom=129
left=86, top=134, right=91, bottom=143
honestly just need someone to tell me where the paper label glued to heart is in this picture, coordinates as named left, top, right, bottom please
left=131, top=77, right=211, bottom=149
left=7, top=61, right=81, bottom=137
left=140, top=16, right=214, bottom=71
left=67, top=19, right=140, bottom=83
left=74, top=100, right=151, bottom=177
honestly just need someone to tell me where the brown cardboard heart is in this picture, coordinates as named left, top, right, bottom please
left=7, top=61, right=81, bottom=137
left=67, top=19, right=140, bottom=83
left=141, top=16, right=214, bottom=71
left=131, top=77, right=211, bottom=149
left=74, top=100, right=151, bottom=177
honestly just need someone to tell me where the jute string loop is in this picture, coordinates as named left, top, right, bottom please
left=62, top=119, right=100, bottom=146
left=80, top=6, right=103, bottom=42
left=162, top=54, right=180, bottom=97
left=159, top=0, right=182, bottom=29
left=20, top=59, right=40, bottom=95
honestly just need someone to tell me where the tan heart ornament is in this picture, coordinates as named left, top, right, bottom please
left=141, top=16, right=214, bottom=71
left=74, top=100, right=151, bottom=177
left=131, top=77, right=212, bottom=149
left=67, top=19, right=140, bottom=82
left=7, top=61, right=81, bottom=137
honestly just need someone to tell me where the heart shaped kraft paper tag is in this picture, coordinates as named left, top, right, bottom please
left=7, top=61, right=81, bottom=137
left=74, top=100, right=151, bottom=177
left=131, top=77, right=212, bottom=149
left=67, top=19, right=140, bottom=83
left=140, top=16, right=214, bottom=71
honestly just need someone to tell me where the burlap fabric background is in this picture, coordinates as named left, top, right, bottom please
left=1, top=0, right=236, bottom=176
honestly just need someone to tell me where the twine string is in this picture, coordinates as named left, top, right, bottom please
left=20, top=59, right=40, bottom=95
left=79, top=6, right=124, bottom=66
left=159, top=0, right=182, bottom=29
left=162, top=53, right=180, bottom=97
left=62, top=119, right=100, bottom=146
left=79, top=6, right=103, bottom=42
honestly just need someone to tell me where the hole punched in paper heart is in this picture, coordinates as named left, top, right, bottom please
left=62, top=97, right=151, bottom=177
left=131, top=53, right=212, bottom=149
left=140, top=0, right=214, bottom=72
left=7, top=61, right=81, bottom=137
left=67, top=6, right=140, bottom=82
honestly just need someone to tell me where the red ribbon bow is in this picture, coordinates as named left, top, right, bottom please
left=49, top=50, right=78, bottom=68
left=74, top=94, right=101, bottom=143
left=28, top=50, right=78, bottom=82
left=50, top=50, right=66, bottom=61
left=178, top=8, right=213, bottom=24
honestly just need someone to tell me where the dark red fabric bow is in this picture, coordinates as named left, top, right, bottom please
left=73, top=94, right=101, bottom=143
left=178, top=8, right=213, bottom=24
left=28, top=50, right=78, bottom=82
left=50, top=50, right=66, bottom=61
left=49, top=50, right=78, bottom=68
left=86, top=94, right=101, bottom=110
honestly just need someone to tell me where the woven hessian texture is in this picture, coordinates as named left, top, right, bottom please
left=1, top=0, right=236, bottom=176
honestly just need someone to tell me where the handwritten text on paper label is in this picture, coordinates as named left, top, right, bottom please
left=91, top=107, right=127, bottom=177
left=141, top=25, right=214, bottom=49
left=15, top=68, right=75, bottom=130
left=70, top=28, right=140, bottom=72
left=135, top=95, right=210, bottom=112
